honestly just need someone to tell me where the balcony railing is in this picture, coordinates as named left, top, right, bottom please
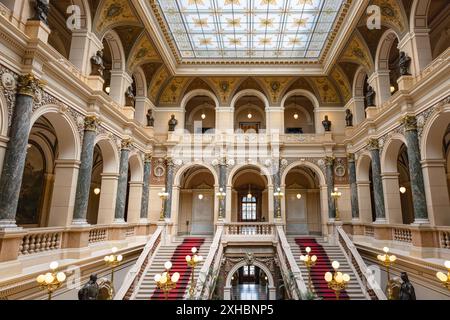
left=19, top=228, right=64, bottom=256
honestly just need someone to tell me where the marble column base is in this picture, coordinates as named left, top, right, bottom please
left=113, top=218, right=127, bottom=224
left=71, top=218, right=90, bottom=226
left=411, top=218, right=430, bottom=225
left=0, top=219, right=21, bottom=230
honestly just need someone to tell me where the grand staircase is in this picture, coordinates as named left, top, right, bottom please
left=287, top=236, right=367, bottom=300
left=133, top=236, right=212, bottom=300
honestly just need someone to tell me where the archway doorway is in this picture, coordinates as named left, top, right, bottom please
left=177, top=166, right=215, bottom=235
left=231, top=166, right=269, bottom=223
left=284, top=166, right=322, bottom=235
left=230, top=265, right=269, bottom=300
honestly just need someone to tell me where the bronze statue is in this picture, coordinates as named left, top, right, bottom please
left=90, top=50, right=105, bottom=76
left=322, top=115, right=331, bottom=132
left=125, top=86, right=135, bottom=107
left=399, top=51, right=411, bottom=76
left=399, top=272, right=416, bottom=300
left=78, top=274, right=99, bottom=300
left=168, top=114, right=178, bottom=131
left=146, top=109, right=154, bottom=127
left=345, top=109, right=353, bottom=127
left=32, top=0, right=50, bottom=25
left=365, top=85, right=376, bottom=106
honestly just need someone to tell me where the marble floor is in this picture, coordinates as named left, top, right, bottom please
left=232, top=284, right=268, bottom=300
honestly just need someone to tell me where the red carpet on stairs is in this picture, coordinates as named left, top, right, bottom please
left=295, top=238, right=349, bottom=300
left=151, top=238, right=205, bottom=300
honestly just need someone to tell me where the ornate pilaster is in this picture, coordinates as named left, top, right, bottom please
left=218, top=157, right=227, bottom=219
left=114, top=138, right=132, bottom=222
left=367, top=138, right=386, bottom=221
left=347, top=153, right=359, bottom=219
left=72, top=116, right=100, bottom=224
left=324, top=156, right=336, bottom=219
left=401, top=115, right=429, bottom=222
left=0, top=74, right=45, bottom=228
left=140, top=153, right=152, bottom=220
left=164, top=157, right=174, bottom=219
left=273, top=160, right=282, bottom=219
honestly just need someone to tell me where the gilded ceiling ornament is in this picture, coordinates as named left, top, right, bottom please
left=193, top=18, right=209, bottom=28
left=372, top=0, right=406, bottom=33
left=292, top=18, right=308, bottom=28
left=199, top=38, right=212, bottom=46
left=288, top=37, right=302, bottom=46
left=224, top=0, right=241, bottom=5
left=331, top=66, right=351, bottom=102
left=226, top=18, right=241, bottom=28
left=298, top=0, right=313, bottom=5
left=159, top=77, right=191, bottom=104
left=311, top=77, right=340, bottom=104
left=149, top=67, right=169, bottom=102
left=341, top=35, right=373, bottom=72
left=259, top=18, right=274, bottom=28
left=96, top=0, right=136, bottom=34
left=188, top=0, right=204, bottom=5
left=84, top=115, right=100, bottom=132
left=17, top=74, right=46, bottom=97
left=259, top=37, right=272, bottom=46
left=229, top=37, right=242, bottom=46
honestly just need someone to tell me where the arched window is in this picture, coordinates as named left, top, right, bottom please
left=241, top=196, right=257, bottom=221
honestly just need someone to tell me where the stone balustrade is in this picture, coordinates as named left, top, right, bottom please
left=0, top=222, right=156, bottom=263
left=333, top=221, right=450, bottom=255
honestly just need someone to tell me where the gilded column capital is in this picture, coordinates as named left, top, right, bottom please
left=401, top=115, right=417, bottom=131
left=84, top=115, right=100, bottom=132
left=367, top=138, right=379, bottom=150
left=324, top=156, right=335, bottom=166
left=347, top=153, right=355, bottom=162
left=144, top=153, right=153, bottom=163
left=219, top=156, right=228, bottom=167
left=121, top=138, right=133, bottom=150
left=17, top=74, right=46, bottom=97
left=165, top=156, right=174, bottom=167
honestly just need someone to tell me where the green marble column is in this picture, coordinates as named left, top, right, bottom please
left=72, top=116, right=99, bottom=225
left=140, top=153, right=152, bottom=220
left=218, top=157, right=227, bottom=219
left=368, top=138, right=386, bottom=221
left=348, top=153, right=360, bottom=219
left=402, top=115, right=429, bottom=222
left=0, top=75, right=44, bottom=228
left=164, top=157, right=174, bottom=218
left=114, top=139, right=132, bottom=222
left=325, top=156, right=336, bottom=219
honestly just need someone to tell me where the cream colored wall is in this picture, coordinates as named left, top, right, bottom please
left=149, top=185, right=164, bottom=222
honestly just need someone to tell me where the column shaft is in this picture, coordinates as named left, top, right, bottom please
left=72, top=117, right=98, bottom=223
left=140, top=156, right=152, bottom=219
left=368, top=140, right=386, bottom=220
left=325, top=157, right=335, bottom=219
left=218, top=160, right=227, bottom=218
left=0, top=75, right=43, bottom=227
left=114, top=140, right=131, bottom=222
left=348, top=154, right=359, bottom=219
left=403, top=116, right=428, bottom=221
left=164, top=158, right=174, bottom=218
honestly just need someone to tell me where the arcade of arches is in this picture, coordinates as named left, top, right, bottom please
left=0, top=0, right=449, bottom=301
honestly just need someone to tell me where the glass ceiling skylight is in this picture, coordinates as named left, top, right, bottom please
left=155, top=0, right=345, bottom=62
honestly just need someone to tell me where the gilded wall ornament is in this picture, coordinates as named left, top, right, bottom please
left=401, top=115, right=417, bottom=131
left=144, top=153, right=153, bottom=163
left=324, top=156, right=335, bottom=166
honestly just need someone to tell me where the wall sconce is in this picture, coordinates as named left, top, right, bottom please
left=198, top=194, right=204, bottom=200
left=201, top=113, right=206, bottom=120
left=94, top=188, right=101, bottom=195
left=399, top=187, right=406, bottom=194
left=105, top=86, right=111, bottom=94
left=296, top=193, right=302, bottom=200
left=247, top=112, right=253, bottom=119
left=293, top=113, right=299, bottom=120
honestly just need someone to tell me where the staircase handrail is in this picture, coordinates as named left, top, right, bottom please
left=275, top=225, right=308, bottom=299
left=114, top=225, right=163, bottom=300
left=335, top=225, right=387, bottom=300
left=194, top=224, right=224, bottom=299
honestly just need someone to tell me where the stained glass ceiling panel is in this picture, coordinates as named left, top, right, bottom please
left=155, top=0, right=345, bottom=62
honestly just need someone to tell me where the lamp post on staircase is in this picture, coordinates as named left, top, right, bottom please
left=158, top=188, right=169, bottom=221
left=274, top=187, right=284, bottom=219
left=185, top=247, right=203, bottom=299
left=324, top=261, right=350, bottom=300
left=436, top=261, right=450, bottom=290
left=377, top=247, right=397, bottom=300
left=300, top=246, right=317, bottom=293
left=154, top=261, right=180, bottom=300
left=104, top=247, right=123, bottom=298
left=331, top=187, right=342, bottom=221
